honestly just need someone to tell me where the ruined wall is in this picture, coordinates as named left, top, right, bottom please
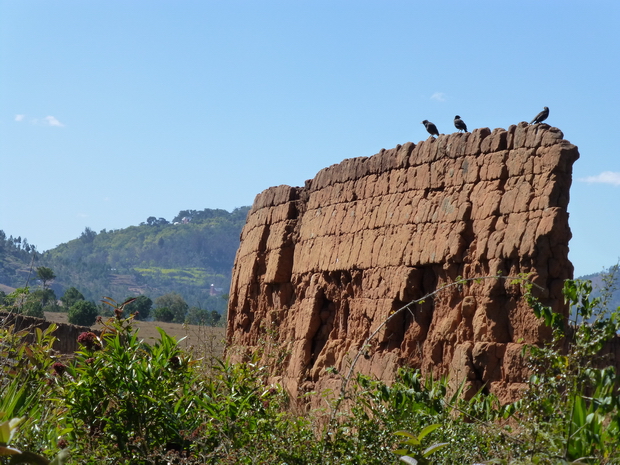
left=226, top=122, right=579, bottom=403
left=0, top=312, right=96, bottom=354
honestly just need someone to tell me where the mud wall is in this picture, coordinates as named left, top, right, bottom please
left=227, top=122, right=579, bottom=402
left=0, top=312, right=95, bottom=354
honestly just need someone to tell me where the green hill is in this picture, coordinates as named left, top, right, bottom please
left=0, top=231, right=38, bottom=290
left=577, top=266, right=620, bottom=312
left=0, top=206, right=250, bottom=311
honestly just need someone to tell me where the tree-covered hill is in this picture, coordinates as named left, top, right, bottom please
left=578, top=266, right=620, bottom=311
left=0, top=231, right=38, bottom=289
left=0, top=206, right=250, bottom=310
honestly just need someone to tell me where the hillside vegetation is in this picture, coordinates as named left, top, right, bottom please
left=0, top=231, right=37, bottom=289
left=0, top=206, right=250, bottom=310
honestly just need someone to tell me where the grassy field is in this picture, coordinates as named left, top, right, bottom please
left=44, top=312, right=227, bottom=360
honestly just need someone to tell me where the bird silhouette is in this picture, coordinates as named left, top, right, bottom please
left=454, top=115, right=468, bottom=132
left=421, top=120, right=439, bottom=137
left=530, top=106, right=549, bottom=124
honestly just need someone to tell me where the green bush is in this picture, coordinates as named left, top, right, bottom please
left=514, top=278, right=620, bottom=463
left=153, top=306, right=174, bottom=322
left=21, top=299, right=44, bottom=318
left=0, top=323, right=68, bottom=459
left=0, top=287, right=52, bottom=317
left=124, top=294, right=152, bottom=320
left=67, top=300, right=99, bottom=326
left=60, top=286, right=85, bottom=309
left=61, top=316, right=201, bottom=459
left=186, top=307, right=221, bottom=326
left=30, top=288, right=62, bottom=313
left=154, top=292, right=188, bottom=323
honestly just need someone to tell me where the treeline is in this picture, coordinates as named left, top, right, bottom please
left=0, top=230, right=40, bottom=288
left=0, top=266, right=225, bottom=327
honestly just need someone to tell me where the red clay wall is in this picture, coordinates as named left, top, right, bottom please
left=227, top=122, right=579, bottom=403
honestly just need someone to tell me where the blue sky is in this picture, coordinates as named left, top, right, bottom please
left=1, top=1, right=619, bottom=277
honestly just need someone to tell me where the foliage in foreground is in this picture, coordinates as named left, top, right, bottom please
left=1, top=279, right=620, bottom=464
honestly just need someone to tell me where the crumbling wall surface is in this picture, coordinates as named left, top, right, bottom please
left=0, top=312, right=95, bottom=354
left=226, top=122, right=579, bottom=402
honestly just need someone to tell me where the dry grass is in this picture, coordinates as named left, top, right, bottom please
left=44, top=312, right=227, bottom=360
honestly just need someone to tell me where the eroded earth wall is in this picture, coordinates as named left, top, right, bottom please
left=0, top=312, right=96, bottom=354
left=226, top=122, right=579, bottom=402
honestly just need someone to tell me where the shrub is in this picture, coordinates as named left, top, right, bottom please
left=21, top=299, right=44, bottom=318
left=154, top=292, right=188, bottom=323
left=153, top=306, right=174, bottom=322
left=60, top=311, right=205, bottom=462
left=60, top=286, right=85, bottom=309
left=124, top=294, right=152, bottom=320
left=30, top=288, right=62, bottom=313
left=186, top=307, right=221, bottom=326
left=68, top=300, right=99, bottom=326
left=515, top=278, right=620, bottom=463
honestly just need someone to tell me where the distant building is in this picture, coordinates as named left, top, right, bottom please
left=210, top=284, right=224, bottom=296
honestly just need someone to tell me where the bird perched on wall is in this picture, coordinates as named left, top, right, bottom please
left=530, top=106, right=549, bottom=124
left=454, top=115, right=468, bottom=132
left=421, top=120, right=439, bottom=137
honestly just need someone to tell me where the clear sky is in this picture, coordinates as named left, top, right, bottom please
left=1, top=1, right=619, bottom=277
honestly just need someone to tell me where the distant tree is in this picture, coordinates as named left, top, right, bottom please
left=31, top=204, right=250, bottom=310
left=36, top=266, right=56, bottom=290
left=172, top=210, right=193, bottom=223
left=80, top=227, right=97, bottom=243
left=125, top=295, right=153, bottom=320
left=146, top=217, right=169, bottom=226
left=61, top=287, right=85, bottom=309
left=186, top=307, right=222, bottom=326
left=22, top=300, right=44, bottom=318
left=68, top=300, right=99, bottom=326
left=210, top=310, right=221, bottom=326
left=0, top=287, right=46, bottom=318
left=230, top=206, right=251, bottom=221
left=2, top=288, right=29, bottom=311
left=186, top=307, right=210, bottom=325
left=30, top=288, right=59, bottom=312
left=30, top=288, right=52, bottom=305
left=154, top=292, right=188, bottom=323
left=153, top=306, right=174, bottom=323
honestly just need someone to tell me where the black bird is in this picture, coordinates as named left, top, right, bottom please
left=454, top=115, right=468, bottom=132
left=530, top=106, right=549, bottom=124
left=421, top=120, right=439, bottom=137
